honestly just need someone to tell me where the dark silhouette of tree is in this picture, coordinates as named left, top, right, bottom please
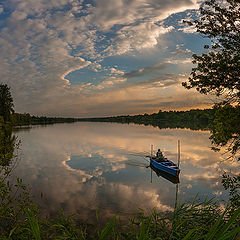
left=0, top=84, right=14, bottom=123
left=0, top=124, right=16, bottom=167
left=182, top=0, right=240, bottom=106
left=210, top=105, right=240, bottom=156
left=182, top=0, right=240, bottom=207
left=182, top=0, right=240, bottom=157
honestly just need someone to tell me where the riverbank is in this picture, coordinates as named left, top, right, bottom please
left=11, top=108, right=215, bottom=131
left=0, top=190, right=239, bottom=239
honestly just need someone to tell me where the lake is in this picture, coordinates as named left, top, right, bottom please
left=13, top=122, right=238, bottom=223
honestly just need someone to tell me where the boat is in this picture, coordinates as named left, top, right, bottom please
left=150, top=164, right=180, bottom=184
left=149, top=157, right=180, bottom=177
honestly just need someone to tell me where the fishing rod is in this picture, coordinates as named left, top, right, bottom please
left=125, top=153, right=150, bottom=163
left=125, top=162, right=149, bottom=168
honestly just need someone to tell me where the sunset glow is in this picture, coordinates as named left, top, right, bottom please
left=0, top=0, right=212, bottom=117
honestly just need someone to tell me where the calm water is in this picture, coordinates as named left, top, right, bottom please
left=13, top=122, right=238, bottom=223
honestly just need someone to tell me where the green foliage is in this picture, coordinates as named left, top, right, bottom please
left=222, top=173, right=240, bottom=208
left=0, top=127, right=38, bottom=239
left=210, top=105, right=240, bottom=156
left=182, top=0, right=240, bottom=105
left=0, top=124, right=17, bottom=167
left=78, top=108, right=215, bottom=131
left=97, top=217, right=116, bottom=240
left=11, top=112, right=77, bottom=126
left=33, top=210, right=87, bottom=240
left=0, top=196, right=239, bottom=239
left=0, top=83, right=14, bottom=123
left=104, top=201, right=240, bottom=240
left=25, top=208, right=41, bottom=240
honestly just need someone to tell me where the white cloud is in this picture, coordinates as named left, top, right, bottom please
left=180, top=24, right=197, bottom=34
left=0, top=0, right=205, bottom=116
left=91, top=62, right=102, bottom=72
left=61, top=61, right=92, bottom=85
left=171, top=44, right=192, bottom=56
left=92, top=0, right=199, bottom=31
left=96, top=76, right=127, bottom=90
left=166, top=58, right=192, bottom=64
left=110, top=67, right=125, bottom=75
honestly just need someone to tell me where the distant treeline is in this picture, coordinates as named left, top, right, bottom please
left=10, top=113, right=77, bottom=126
left=4, top=109, right=216, bottom=130
left=78, top=108, right=216, bottom=130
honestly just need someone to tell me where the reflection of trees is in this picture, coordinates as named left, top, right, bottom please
left=0, top=124, right=34, bottom=236
left=211, top=107, right=239, bottom=206
left=0, top=124, right=17, bottom=167
left=210, top=105, right=240, bottom=157
left=222, top=174, right=240, bottom=208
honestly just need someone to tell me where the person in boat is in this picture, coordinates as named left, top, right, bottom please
left=156, top=149, right=164, bottom=161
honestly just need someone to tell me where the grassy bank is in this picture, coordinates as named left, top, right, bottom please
left=0, top=198, right=239, bottom=239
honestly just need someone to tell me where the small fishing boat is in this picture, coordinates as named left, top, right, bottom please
left=149, top=157, right=180, bottom=177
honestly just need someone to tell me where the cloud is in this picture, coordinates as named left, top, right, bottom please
left=166, top=58, right=192, bottom=64
left=110, top=67, right=125, bottom=75
left=102, top=24, right=174, bottom=57
left=124, top=62, right=169, bottom=78
left=96, top=76, right=127, bottom=89
left=0, top=0, right=206, bottom=116
left=135, top=74, right=185, bottom=88
left=171, top=44, right=192, bottom=56
left=92, top=0, right=199, bottom=31
left=70, top=78, right=211, bottom=117
left=177, top=10, right=200, bottom=33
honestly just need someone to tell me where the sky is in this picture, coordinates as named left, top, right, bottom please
left=0, top=0, right=214, bottom=117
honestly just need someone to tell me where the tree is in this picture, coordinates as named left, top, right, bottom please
left=210, top=104, right=240, bottom=155
left=0, top=84, right=14, bottom=123
left=182, top=0, right=240, bottom=154
left=0, top=124, right=16, bottom=166
left=182, top=0, right=240, bottom=206
left=182, top=0, right=240, bottom=106
left=182, top=0, right=240, bottom=158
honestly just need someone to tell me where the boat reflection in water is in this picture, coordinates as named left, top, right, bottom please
left=150, top=164, right=180, bottom=184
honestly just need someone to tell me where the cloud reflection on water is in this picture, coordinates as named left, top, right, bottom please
left=13, top=122, right=239, bottom=223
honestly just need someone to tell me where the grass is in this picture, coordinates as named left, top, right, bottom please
left=2, top=199, right=239, bottom=240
